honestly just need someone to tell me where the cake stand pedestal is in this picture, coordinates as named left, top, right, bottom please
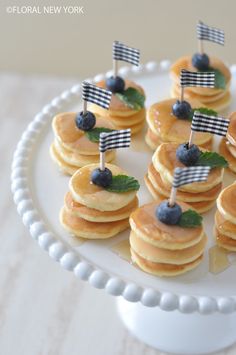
left=11, top=61, right=236, bottom=355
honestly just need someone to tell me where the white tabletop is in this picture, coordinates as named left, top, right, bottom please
left=3, top=73, right=236, bottom=355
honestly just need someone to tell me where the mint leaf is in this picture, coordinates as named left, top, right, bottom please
left=188, top=107, right=218, bottom=121
left=178, top=209, right=202, bottom=228
left=105, top=175, right=140, bottom=193
left=201, top=67, right=226, bottom=89
left=196, top=151, right=228, bottom=168
left=85, top=127, right=114, bottom=143
left=116, top=88, right=145, bottom=110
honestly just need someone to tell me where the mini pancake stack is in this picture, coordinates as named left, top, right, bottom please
left=215, top=183, right=236, bottom=251
left=170, top=56, right=231, bottom=112
left=219, top=113, right=236, bottom=174
left=60, top=163, right=139, bottom=239
left=146, top=98, right=213, bottom=151
left=50, top=112, right=115, bottom=175
left=145, top=143, right=223, bottom=213
left=129, top=201, right=206, bottom=277
left=89, top=80, right=146, bottom=135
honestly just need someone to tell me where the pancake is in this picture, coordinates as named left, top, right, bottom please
left=108, top=108, right=146, bottom=126
left=115, top=120, right=145, bottom=135
left=215, top=228, right=236, bottom=252
left=171, top=83, right=227, bottom=103
left=69, top=163, right=137, bottom=211
left=130, top=230, right=207, bottom=265
left=54, top=139, right=115, bottom=167
left=50, top=143, right=78, bottom=175
left=170, top=55, right=231, bottom=96
left=226, top=142, right=236, bottom=159
left=131, top=248, right=203, bottom=277
left=64, top=192, right=139, bottom=222
left=215, top=211, right=236, bottom=240
left=129, top=201, right=204, bottom=250
left=217, top=183, right=236, bottom=224
left=52, top=112, right=115, bottom=155
left=219, top=138, right=236, bottom=174
left=60, top=207, right=129, bottom=239
left=90, top=79, right=145, bottom=117
left=145, top=128, right=213, bottom=151
left=147, top=98, right=212, bottom=146
left=153, top=143, right=224, bottom=192
left=144, top=174, right=216, bottom=214
left=227, top=114, right=236, bottom=146
left=148, top=163, right=222, bottom=202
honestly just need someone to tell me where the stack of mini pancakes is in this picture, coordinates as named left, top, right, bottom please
left=145, top=143, right=223, bottom=214
left=170, top=56, right=231, bottom=112
left=50, top=112, right=115, bottom=175
left=60, top=163, right=139, bottom=239
left=129, top=201, right=207, bottom=277
left=146, top=98, right=213, bottom=151
left=215, top=183, right=236, bottom=251
left=89, top=80, right=146, bottom=135
left=219, top=113, right=236, bottom=174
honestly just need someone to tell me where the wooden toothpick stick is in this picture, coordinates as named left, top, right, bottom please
left=83, top=100, right=87, bottom=114
left=180, top=86, right=184, bottom=102
left=188, top=130, right=195, bottom=148
left=113, top=59, right=118, bottom=77
left=100, top=151, right=105, bottom=171
left=198, top=38, right=204, bottom=54
left=169, top=186, right=177, bottom=207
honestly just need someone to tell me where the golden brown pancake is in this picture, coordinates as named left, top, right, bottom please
left=219, top=138, right=236, bottom=174
left=129, top=201, right=204, bottom=249
left=130, top=230, right=206, bottom=265
left=217, top=183, right=236, bottom=224
left=50, top=143, right=78, bottom=175
left=52, top=112, right=115, bottom=155
left=108, top=108, right=146, bottom=126
left=144, top=174, right=216, bottom=214
left=131, top=248, right=203, bottom=277
left=215, top=211, right=236, bottom=240
left=153, top=143, right=224, bottom=192
left=69, top=163, right=137, bottom=211
left=60, top=207, right=129, bottom=239
left=171, top=83, right=227, bottom=103
left=147, top=98, right=212, bottom=145
left=148, top=163, right=222, bottom=202
left=170, top=55, right=231, bottom=96
left=64, top=192, right=139, bottom=222
left=227, top=114, right=236, bottom=146
left=215, top=228, right=236, bottom=252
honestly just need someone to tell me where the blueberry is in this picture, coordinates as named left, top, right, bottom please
left=106, top=76, right=125, bottom=93
left=91, top=167, right=112, bottom=188
left=75, top=111, right=96, bottom=131
left=156, top=200, right=182, bottom=225
left=176, top=143, right=201, bottom=166
left=192, top=53, right=210, bottom=70
left=172, top=100, right=192, bottom=119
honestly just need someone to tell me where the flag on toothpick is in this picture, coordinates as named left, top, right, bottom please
left=82, top=81, right=112, bottom=111
left=191, top=111, right=230, bottom=137
left=180, top=69, right=215, bottom=88
left=197, top=21, right=225, bottom=46
left=169, top=166, right=210, bottom=206
left=113, top=41, right=140, bottom=66
left=99, top=129, right=131, bottom=170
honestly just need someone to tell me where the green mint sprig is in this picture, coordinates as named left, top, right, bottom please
left=116, top=88, right=145, bottom=110
left=195, top=151, right=228, bottom=168
left=178, top=209, right=202, bottom=228
left=105, top=175, right=140, bottom=193
left=188, top=107, right=218, bottom=121
left=85, top=127, right=114, bottom=143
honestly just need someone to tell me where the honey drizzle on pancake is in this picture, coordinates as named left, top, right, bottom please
left=208, top=245, right=230, bottom=274
left=111, top=239, right=131, bottom=262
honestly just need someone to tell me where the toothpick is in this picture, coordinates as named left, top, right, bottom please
left=198, top=38, right=204, bottom=54
left=100, top=151, right=105, bottom=171
left=180, top=86, right=184, bottom=102
left=83, top=100, right=87, bottom=115
left=169, top=186, right=177, bottom=207
left=188, top=130, right=194, bottom=148
left=113, top=59, right=118, bottom=77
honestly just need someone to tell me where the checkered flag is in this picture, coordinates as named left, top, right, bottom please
left=99, top=129, right=131, bottom=153
left=180, top=69, right=215, bottom=88
left=191, top=111, right=230, bottom=136
left=173, top=166, right=210, bottom=188
left=82, top=81, right=112, bottom=109
left=197, top=21, right=225, bottom=46
left=113, top=41, right=140, bottom=66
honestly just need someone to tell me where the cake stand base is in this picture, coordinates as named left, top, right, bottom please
left=117, top=297, right=236, bottom=354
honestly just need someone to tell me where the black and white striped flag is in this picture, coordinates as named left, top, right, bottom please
left=99, top=129, right=131, bottom=153
left=113, top=41, right=140, bottom=66
left=191, top=111, right=230, bottom=136
left=173, top=166, right=210, bottom=188
left=82, top=81, right=112, bottom=109
left=180, top=69, right=215, bottom=88
left=197, top=21, right=225, bottom=46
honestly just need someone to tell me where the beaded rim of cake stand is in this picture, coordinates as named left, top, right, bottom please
left=11, top=60, right=236, bottom=314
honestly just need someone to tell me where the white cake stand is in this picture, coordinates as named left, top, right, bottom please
left=11, top=61, right=236, bottom=355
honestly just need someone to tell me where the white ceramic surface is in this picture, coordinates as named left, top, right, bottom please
left=11, top=61, right=236, bottom=316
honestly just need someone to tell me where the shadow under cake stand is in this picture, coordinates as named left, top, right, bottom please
left=11, top=62, right=236, bottom=355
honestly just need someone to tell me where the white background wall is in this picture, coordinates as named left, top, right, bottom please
left=1, top=0, right=236, bottom=78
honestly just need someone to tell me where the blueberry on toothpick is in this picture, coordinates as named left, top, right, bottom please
left=75, top=111, right=96, bottom=131
left=176, top=143, right=201, bottom=166
left=172, top=100, right=192, bottom=119
left=91, top=167, right=112, bottom=187
left=106, top=76, right=125, bottom=93
left=156, top=200, right=182, bottom=225
left=192, top=53, right=210, bottom=70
